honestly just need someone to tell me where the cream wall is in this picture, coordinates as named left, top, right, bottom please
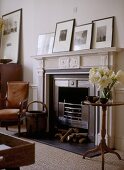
left=0, top=0, right=124, bottom=150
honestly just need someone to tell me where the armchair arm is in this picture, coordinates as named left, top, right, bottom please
left=18, top=98, right=28, bottom=117
left=19, top=98, right=28, bottom=109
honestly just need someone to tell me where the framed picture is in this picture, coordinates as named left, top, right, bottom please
left=92, top=17, right=114, bottom=49
left=72, top=23, right=92, bottom=51
left=37, top=32, right=54, bottom=55
left=1, top=9, right=22, bottom=63
left=53, top=19, right=75, bottom=53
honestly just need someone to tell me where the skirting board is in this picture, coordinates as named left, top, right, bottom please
left=115, top=136, right=124, bottom=151
left=96, top=133, right=114, bottom=148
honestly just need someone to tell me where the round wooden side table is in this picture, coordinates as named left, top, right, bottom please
left=83, top=101, right=124, bottom=170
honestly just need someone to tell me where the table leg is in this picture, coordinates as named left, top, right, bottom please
left=101, top=144, right=104, bottom=170
left=104, top=145, right=121, bottom=160
left=83, top=105, right=121, bottom=170
left=102, top=154, right=104, bottom=170
left=83, top=145, right=100, bottom=159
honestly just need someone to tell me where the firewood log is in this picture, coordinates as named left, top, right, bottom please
left=67, top=132, right=87, bottom=138
left=75, top=133, right=87, bottom=138
left=72, top=135, right=78, bottom=143
left=60, top=128, right=74, bottom=142
left=57, top=128, right=67, bottom=135
left=73, top=128, right=79, bottom=133
left=66, top=133, right=76, bottom=142
left=55, top=133, right=63, bottom=139
left=79, top=137, right=86, bottom=144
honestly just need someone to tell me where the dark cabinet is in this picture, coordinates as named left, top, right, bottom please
left=0, top=63, right=23, bottom=98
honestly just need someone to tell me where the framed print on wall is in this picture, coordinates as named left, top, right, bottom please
left=53, top=19, right=75, bottom=53
left=92, top=16, right=114, bottom=49
left=37, top=32, right=54, bottom=55
left=72, top=23, right=92, bottom=51
left=1, top=9, right=22, bottom=63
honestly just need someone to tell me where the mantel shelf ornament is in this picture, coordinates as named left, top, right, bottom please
left=0, top=18, right=4, bottom=32
left=0, top=18, right=4, bottom=49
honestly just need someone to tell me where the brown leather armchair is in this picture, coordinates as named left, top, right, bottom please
left=0, top=81, right=29, bottom=135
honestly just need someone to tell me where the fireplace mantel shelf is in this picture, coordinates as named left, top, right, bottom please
left=32, top=47, right=123, bottom=60
left=32, top=47, right=124, bottom=70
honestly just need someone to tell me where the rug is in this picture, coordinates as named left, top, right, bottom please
left=0, top=127, right=124, bottom=170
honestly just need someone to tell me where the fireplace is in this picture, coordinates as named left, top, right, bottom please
left=45, top=70, right=98, bottom=142
left=32, top=47, right=118, bottom=147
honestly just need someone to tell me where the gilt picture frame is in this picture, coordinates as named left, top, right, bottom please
left=92, top=16, right=114, bottom=49
left=37, top=32, right=54, bottom=55
left=53, top=19, right=75, bottom=53
left=1, top=9, right=22, bottom=63
left=72, top=23, right=92, bottom=51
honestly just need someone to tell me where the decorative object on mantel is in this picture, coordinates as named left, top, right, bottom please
left=37, top=32, right=54, bottom=55
left=92, top=16, right=114, bottom=49
left=1, top=9, right=22, bottom=63
left=72, top=23, right=92, bottom=51
left=0, top=59, right=12, bottom=64
left=0, top=18, right=4, bottom=32
left=53, top=19, right=75, bottom=53
left=89, top=67, right=124, bottom=103
left=0, top=18, right=4, bottom=50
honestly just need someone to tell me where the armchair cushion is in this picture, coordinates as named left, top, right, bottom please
left=0, top=109, right=20, bottom=120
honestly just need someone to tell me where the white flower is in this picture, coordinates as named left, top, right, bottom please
left=98, top=75, right=111, bottom=89
left=89, top=67, right=124, bottom=99
left=116, top=70, right=124, bottom=85
left=89, top=68, right=99, bottom=84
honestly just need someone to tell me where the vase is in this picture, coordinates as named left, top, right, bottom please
left=100, top=98, right=108, bottom=104
left=100, top=90, right=112, bottom=104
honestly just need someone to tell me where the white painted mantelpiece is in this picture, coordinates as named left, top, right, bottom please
left=32, top=47, right=124, bottom=147
left=33, top=47, right=123, bottom=69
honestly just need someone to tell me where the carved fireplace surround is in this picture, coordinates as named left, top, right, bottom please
left=32, top=47, right=123, bottom=147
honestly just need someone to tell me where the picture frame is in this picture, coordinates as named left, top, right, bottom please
left=37, top=32, right=54, bottom=55
left=72, top=23, right=92, bottom=51
left=1, top=9, right=22, bottom=63
left=92, top=16, right=114, bottom=49
left=53, top=19, right=75, bottom=53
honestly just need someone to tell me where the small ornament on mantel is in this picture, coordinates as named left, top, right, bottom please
left=0, top=18, right=4, bottom=43
left=0, top=18, right=4, bottom=32
left=0, top=18, right=4, bottom=56
left=0, top=59, right=12, bottom=64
